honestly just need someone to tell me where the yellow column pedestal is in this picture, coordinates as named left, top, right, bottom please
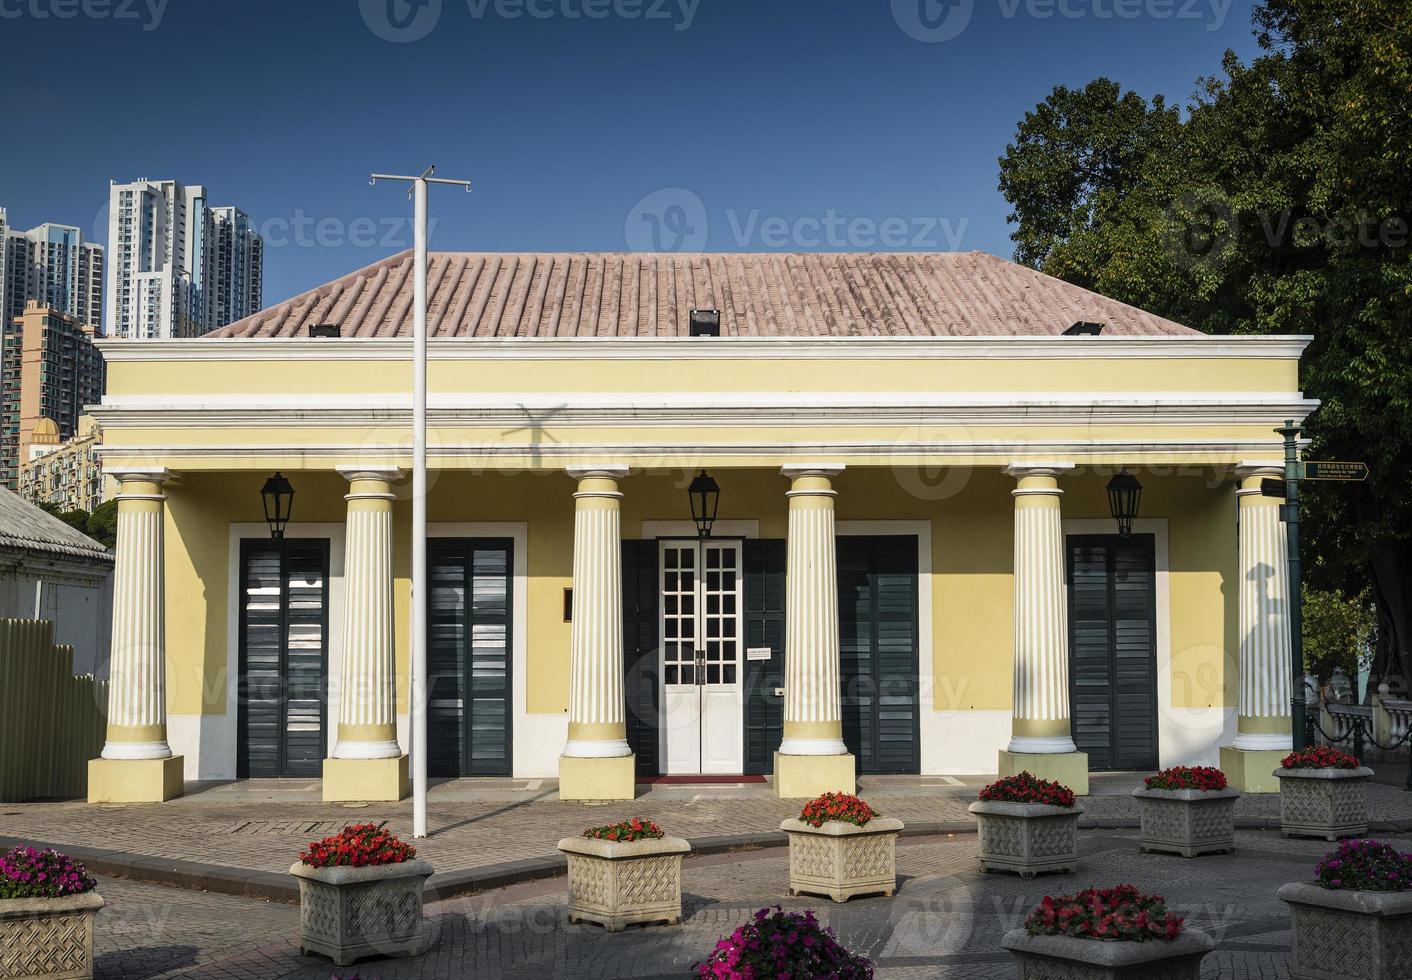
left=321, top=755, right=409, bottom=802
left=773, top=752, right=856, bottom=799
left=1219, top=746, right=1287, bottom=794
left=87, top=756, right=184, bottom=803
left=558, top=754, right=637, bottom=801
left=998, top=750, right=1090, bottom=796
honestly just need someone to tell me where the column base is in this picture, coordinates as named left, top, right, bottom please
left=998, top=749, right=1090, bottom=796
left=322, top=755, right=409, bottom=802
left=1220, top=745, right=1288, bottom=794
left=558, top=753, right=637, bottom=801
left=773, top=752, right=856, bottom=799
left=88, top=756, right=184, bottom=803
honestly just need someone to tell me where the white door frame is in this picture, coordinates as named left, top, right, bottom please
left=658, top=536, right=746, bottom=774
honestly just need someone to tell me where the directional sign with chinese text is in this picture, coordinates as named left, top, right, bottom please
left=1261, top=478, right=1287, bottom=499
left=1302, top=461, right=1369, bottom=481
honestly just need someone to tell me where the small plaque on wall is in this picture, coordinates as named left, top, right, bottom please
left=746, top=647, right=772, bottom=661
left=563, top=588, right=573, bottom=622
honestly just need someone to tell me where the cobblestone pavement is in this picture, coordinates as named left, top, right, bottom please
left=88, top=829, right=1349, bottom=980
left=9, top=772, right=1412, bottom=880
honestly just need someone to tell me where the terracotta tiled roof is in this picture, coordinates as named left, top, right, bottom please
left=207, top=251, right=1200, bottom=339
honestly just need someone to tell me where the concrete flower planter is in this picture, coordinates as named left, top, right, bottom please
left=779, top=816, right=903, bottom=902
left=0, top=892, right=104, bottom=980
left=557, top=834, right=691, bottom=931
left=288, top=859, right=433, bottom=967
left=1132, top=786, right=1240, bottom=857
left=969, top=800, right=1082, bottom=878
left=1279, top=882, right=1412, bottom=980
left=1275, top=767, right=1374, bottom=841
left=1002, top=928, right=1214, bottom=979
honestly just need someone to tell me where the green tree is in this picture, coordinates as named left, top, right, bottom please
left=1302, top=585, right=1374, bottom=682
left=997, top=0, right=1412, bottom=685
left=85, top=499, right=118, bottom=550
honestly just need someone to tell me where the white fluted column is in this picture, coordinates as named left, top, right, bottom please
left=101, top=469, right=174, bottom=761
left=999, top=462, right=1087, bottom=793
left=1233, top=463, right=1294, bottom=749
left=323, top=466, right=407, bottom=803
left=774, top=464, right=854, bottom=798
left=332, top=466, right=401, bottom=759
left=559, top=465, right=635, bottom=801
left=89, top=467, right=184, bottom=803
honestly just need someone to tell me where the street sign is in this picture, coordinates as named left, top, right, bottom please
left=1302, top=461, right=1369, bottom=481
left=1261, top=478, right=1287, bottom=499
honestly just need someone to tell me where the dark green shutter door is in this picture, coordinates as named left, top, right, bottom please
left=237, top=539, right=329, bottom=778
left=838, top=536, right=920, bottom=774
left=1067, top=534, right=1158, bottom=771
left=622, top=540, right=660, bottom=776
left=743, top=539, right=786, bottom=775
left=427, top=538, right=513, bottom=777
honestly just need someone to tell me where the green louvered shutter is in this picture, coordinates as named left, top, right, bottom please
left=622, top=539, right=661, bottom=776
left=743, top=539, right=786, bottom=775
left=1067, top=534, right=1158, bottom=771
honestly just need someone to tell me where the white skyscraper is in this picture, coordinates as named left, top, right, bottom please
left=105, top=179, right=263, bottom=339
left=0, top=207, right=104, bottom=330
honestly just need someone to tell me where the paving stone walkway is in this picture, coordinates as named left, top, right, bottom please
left=8, top=773, right=1412, bottom=889
left=85, top=829, right=1353, bottom=979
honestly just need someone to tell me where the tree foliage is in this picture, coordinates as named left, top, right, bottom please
left=1302, top=584, right=1374, bottom=681
left=998, top=0, right=1412, bottom=682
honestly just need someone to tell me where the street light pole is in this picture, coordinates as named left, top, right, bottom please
left=370, top=166, right=471, bottom=839
left=1277, top=419, right=1306, bottom=751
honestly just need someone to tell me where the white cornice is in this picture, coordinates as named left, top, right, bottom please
left=94, top=334, right=1314, bottom=362
left=96, top=437, right=1295, bottom=463
left=89, top=392, right=1320, bottom=430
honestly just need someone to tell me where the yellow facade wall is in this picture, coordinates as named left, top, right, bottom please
left=161, top=466, right=1239, bottom=726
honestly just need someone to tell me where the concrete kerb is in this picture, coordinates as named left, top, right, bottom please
left=9, top=817, right=1412, bottom=906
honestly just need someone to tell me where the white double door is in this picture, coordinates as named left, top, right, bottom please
left=660, top=539, right=744, bottom=774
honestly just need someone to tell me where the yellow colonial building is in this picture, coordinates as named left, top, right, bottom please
left=85, top=251, right=1314, bottom=804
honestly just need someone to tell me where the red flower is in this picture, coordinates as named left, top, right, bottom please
left=979, top=772, right=1076, bottom=807
left=1143, top=766, right=1229, bottom=791
left=582, top=817, right=665, bottom=842
left=1282, top=746, right=1358, bottom=770
left=799, top=792, right=877, bottom=828
left=298, top=823, right=415, bottom=869
left=1025, top=885, right=1183, bottom=943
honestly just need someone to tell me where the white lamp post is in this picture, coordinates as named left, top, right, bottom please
left=369, top=165, right=471, bottom=838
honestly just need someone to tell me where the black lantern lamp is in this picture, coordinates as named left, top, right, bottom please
left=1106, top=470, right=1143, bottom=538
left=261, top=472, right=295, bottom=540
left=688, top=470, right=720, bottom=539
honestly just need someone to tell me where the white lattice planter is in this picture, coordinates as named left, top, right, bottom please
left=779, top=817, right=903, bottom=903
left=1279, top=882, right=1412, bottom=980
left=1275, top=767, right=1373, bottom=841
left=289, top=859, right=433, bottom=967
left=1002, top=928, right=1214, bottom=979
left=1132, top=786, right=1240, bottom=857
left=0, top=893, right=103, bottom=980
left=969, top=800, right=1082, bottom=878
left=557, top=834, right=691, bottom=931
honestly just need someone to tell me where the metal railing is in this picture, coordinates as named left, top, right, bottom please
left=1305, top=696, right=1412, bottom=790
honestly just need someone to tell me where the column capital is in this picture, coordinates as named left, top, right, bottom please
left=104, top=465, right=174, bottom=486
left=780, top=462, right=845, bottom=479
left=1004, top=461, right=1075, bottom=479
left=1235, top=460, right=1285, bottom=479
left=335, top=464, right=404, bottom=484
left=566, top=464, right=629, bottom=481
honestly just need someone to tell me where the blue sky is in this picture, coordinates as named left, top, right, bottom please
left=0, top=0, right=1262, bottom=306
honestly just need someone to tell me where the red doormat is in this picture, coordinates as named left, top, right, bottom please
left=638, top=775, right=768, bottom=785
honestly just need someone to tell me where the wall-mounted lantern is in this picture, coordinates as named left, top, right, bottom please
left=1106, top=470, right=1143, bottom=538
left=261, top=472, right=295, bottom=540
left=688, top=470, right=720, bottom=539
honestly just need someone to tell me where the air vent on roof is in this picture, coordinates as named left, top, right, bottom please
left=689, top=309, right=721, bottom=337
left=1064, top=321, right=1105, bottom=336
left=308, top=323, right=340, bottom=338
